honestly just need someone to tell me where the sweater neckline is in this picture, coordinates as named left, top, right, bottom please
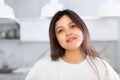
left=59, top=56, right=87, bottom=66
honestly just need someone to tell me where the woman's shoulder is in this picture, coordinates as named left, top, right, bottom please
left=87, top=56, right=113, bottom=69
left=87, top=55, right=120, bottom=80
left=87, top=56, right=112, bottom=70
left=33, top=57, right=53, bottom=67
left=87, top=56, right=108, bottom=72
left=27, top=57, right=54, bottom=74
left=86, top=55, right=103, bottom=63
left=25, top=57, right=56, bottom=80
left=87, top=55, right=110, bottom=64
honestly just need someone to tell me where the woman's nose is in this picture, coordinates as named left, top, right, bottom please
left=66, top=30, right=72, bottom=36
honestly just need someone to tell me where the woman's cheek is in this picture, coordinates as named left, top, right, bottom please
left=57, top=35, right=65, bottom=46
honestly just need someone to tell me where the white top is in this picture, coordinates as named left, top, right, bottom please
left=25, top=56, right=120, bottom=80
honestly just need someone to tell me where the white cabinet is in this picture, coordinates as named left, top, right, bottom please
left=83, top=17, right=119, bottom=41
left=19, top=17, right=119, bottom=42
left=20, top=19, right=50, bottom=42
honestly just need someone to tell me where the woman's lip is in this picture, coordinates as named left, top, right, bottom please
left=66, top=37, right=76, bottom=42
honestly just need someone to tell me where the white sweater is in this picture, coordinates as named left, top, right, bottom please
left=25, top=56, right=120, bottom=80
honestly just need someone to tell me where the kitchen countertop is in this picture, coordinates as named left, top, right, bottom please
left=0, top=73, right=26, bottom=80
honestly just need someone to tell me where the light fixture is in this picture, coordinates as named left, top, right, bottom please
left=40, top=0, right=66, bottom=19
left=0, top=0, right=15, bottom=19
left=0, top=0, right=20, bottom=26
left=97, top=0, right=120, bottom=17
left=0, top=0, right=20, bottom=40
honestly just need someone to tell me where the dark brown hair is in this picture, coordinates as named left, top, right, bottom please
left=49, top=9, right=99, bottom=61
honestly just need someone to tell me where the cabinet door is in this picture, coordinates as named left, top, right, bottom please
left=20, top=19, right=50, bottom=42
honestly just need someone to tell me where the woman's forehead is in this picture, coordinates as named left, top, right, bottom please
left=55, top=15, right=72, bottom=26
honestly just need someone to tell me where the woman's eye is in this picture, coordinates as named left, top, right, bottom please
left=72, top=25, right=75, bottom=28
left=57, top=29, right=63, bottom=33
left=71, top=25, right=76, bottom=28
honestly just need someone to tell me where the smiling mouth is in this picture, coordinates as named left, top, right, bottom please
left=66, top=37, right=76, bottom=43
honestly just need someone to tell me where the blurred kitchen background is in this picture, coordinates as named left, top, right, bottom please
left=0, top=0, right=120, bottom=79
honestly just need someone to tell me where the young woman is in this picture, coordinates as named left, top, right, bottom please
left=25, top=9, right=120, bottom=80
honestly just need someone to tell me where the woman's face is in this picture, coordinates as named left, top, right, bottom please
left=55, top=15, right=84, bottom=51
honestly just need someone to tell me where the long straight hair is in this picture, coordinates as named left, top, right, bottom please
left=49, top=9, right=100, bottom=61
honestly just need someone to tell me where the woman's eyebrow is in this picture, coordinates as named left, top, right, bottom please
left=55, top=26, right=62, bottom=31
left=69, top=22, right=74, bottom=24
left=69, top=22, right=74, bottom=25
left=55, top=21, right=74, bottom=31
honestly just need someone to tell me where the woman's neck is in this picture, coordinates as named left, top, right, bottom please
left=62, top=49, right=86, bottom=64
